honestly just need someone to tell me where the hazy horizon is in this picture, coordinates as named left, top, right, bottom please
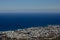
left=0, top=0, right=60, bottom=13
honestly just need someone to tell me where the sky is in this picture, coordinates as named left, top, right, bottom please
left=0, top=0, right=60, bottom=12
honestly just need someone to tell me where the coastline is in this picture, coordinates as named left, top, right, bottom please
left=0, top=25, right=60, bottom=40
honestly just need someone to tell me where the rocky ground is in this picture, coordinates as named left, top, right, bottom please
left=0, top=25, right=60, bottom=40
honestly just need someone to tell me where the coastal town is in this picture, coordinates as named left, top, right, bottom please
left=0, top=25, right=60, bottom=40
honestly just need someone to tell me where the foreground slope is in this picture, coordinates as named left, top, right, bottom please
left=0, top=25, right=60, bottom=40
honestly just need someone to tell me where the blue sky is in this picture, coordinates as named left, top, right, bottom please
left=0, top=0, right=60, bottom=12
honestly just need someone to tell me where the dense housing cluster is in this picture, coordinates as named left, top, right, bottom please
left=0, top=25, right=60, bottom=40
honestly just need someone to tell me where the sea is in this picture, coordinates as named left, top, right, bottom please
left=0, top=12, right=60, bottom=31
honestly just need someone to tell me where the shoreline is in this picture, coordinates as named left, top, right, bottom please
left=0, top=25, right=60, bottom=40
left=0, top=25, right=60, bottom=31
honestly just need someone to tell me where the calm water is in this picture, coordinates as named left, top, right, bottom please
left=0, top=13, right=60, bottom=31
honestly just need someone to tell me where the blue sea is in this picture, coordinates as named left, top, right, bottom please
left=0, top=13, right=60, bottom=31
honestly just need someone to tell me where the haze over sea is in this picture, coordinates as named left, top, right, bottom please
left=0, top=12, right=60, bottom=31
